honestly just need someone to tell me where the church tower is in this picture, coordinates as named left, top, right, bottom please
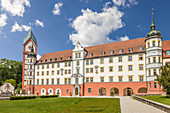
left=22, top=29, right=37, bottom=94
left=145, top=13, right=162, bottom=82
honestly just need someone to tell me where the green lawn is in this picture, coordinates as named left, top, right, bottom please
left=140, top=95, right=170, bottom=106
left=0, top=97, right=120, bottom=113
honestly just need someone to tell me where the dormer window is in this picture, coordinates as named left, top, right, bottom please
left=39, top=60, right=42, bottom=63
left=53, top=58, right=56, bottom=61
left=110, top=50, right=114, bottom=55
left=128, top=48, right=133, bottom=52
left=101, top=51, right=105, bottom=55
left=139, top=46, right=143, bottom=51
left=59, top=57, right=62, bottom=60
left=43, top=60, right=47, bottom=62
left=89, top=53, right=93, bottom=57
left=166, top=50, right=170, bottom=55
left=48, top=59, right=52, bottom=62
left=119, top=49, right=123, bottom=53
left=68, top=56, right=71, bottom=59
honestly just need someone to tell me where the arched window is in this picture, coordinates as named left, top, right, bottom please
left=148, top=42, right=150, bottom=48
left=152, top=41, right=155, bottom=47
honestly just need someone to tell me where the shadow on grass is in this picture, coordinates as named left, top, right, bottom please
left=160, top=96, right=170, bottom=99
left=84, top=109, right=104, bottom=112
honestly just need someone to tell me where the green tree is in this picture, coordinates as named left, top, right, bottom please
left=156, top=62, right=170, bottom=96
left=2, top=79, right=16, bottom=87
left=17, top=82, right=22, bottom=88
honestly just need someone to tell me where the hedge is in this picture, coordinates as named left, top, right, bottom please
left=39, top=95, right=58, bottom=98
left=10, top=96, right=36, bottom=100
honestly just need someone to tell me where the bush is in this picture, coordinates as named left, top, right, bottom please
left=10, top=96, right=36, bottom=100
left=39, top=95, right=58, bottom=98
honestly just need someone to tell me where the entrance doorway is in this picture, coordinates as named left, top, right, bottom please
left=110, top=87, right=119, bottom=96
left=99, top=87, right=106, bottom=96
left=75, top=87, right=78, bottom=95
left=123, top=87, right=133, bottom=96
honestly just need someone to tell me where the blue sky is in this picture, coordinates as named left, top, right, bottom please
left=0, top=0, right=170, bottom=61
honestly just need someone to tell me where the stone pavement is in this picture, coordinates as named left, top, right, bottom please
left=120, top=96, right=166, bottom=113
left=0, top=97, right=9, bottom=100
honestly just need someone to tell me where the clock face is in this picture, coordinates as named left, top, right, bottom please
left=28, top=46, right=32, bottom=50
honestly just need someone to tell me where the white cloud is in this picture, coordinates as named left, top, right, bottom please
left=119, top=35, right=129, bottom=41
left=37, top=54, right=41, bottom=60
left=69, top=6, right=124, bottom=47
left=52, top=2, right=63, bottom=15
left=35, top=20, right=44, bottom=27
left=11, top=21, right=31, bottom=32
left=0, top=0, right=30, bottom=17
left=112, top=0, right=137, bottom=7
left=0, top=14, right=7, bottom=27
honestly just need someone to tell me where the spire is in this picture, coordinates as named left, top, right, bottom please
left=23, top=29, right=37, bottom=46
left=150, top=11, right=156, bottom=31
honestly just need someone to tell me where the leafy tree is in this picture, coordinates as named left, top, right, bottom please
left=0, top=58, right=22, bottom=88
left=17, top=82, right=22, bottom=88
left=156, top=62, right=170, bottom=96
left=2, top=79, right=16, bottom=87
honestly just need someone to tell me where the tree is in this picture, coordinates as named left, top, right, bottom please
left=156, top=62, right=170, bottom=96
left=17, top=82, right=22, bottom=88
left=2, top=79, right=16, bottom=87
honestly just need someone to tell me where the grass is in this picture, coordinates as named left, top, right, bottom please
left=140, top=95, right=170, bottom=106
left=0, top=97, right=120, bottom=113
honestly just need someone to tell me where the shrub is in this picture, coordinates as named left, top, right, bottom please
left=110, top=92, right=114, bottom=96
left=39, top=95, right=58, bottom=98
left=10, top=96, right=36, bottom=100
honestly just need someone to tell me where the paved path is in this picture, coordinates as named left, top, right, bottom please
left=120, top=96, right=166, bottom=113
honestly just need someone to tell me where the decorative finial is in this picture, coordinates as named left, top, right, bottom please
left=150, top=8, right=155, bottom=31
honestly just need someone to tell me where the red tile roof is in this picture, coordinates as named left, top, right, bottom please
left=162, top=40, right=170, bottom=59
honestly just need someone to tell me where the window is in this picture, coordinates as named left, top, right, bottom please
left=153, top=69, right=156, bottom=76
left=128, top=48, right=133, bottom=52
left=65, top=79, right=67, bottom=85
left=166, top=50, right=170, bottom=55
left=42, top=71, right=44, bottom=76
left=68, top=69, right=71, bottom=74
left=148, top=42, right=150, bottom=48
left=46, top=79, right=49, bottom=85
left=159, top=57, right=161, bottom=63
left=59, top=57, right=62, bottom=60
left=153, top=57, right=156, bottom=63
left=90, top=68, right=93, bottom=73
left=154, top=83, right=157, bottom=88
left=128, top=56, right=132, bottom=61
left=48, top=59, right=52, bottom=62
left=86, top=78, right=89, bottom=83
left=149, top=70, right=151, bottom=76
left=152, top=41, right=155, bottom=47
left=139, top=46, right=143, bottom=51
left=30, top=80, right=32, bottom=85
left=118, top=66, right=123, bottom=71
left=52, top=79, right=54, bottom=85
left=53, top=58, right=56, bottom=61
left=52, top=71, right=54, bottom=75
left=43, top=60, right=46, bottom=63
left=89, top=53, right=93, bottom=57
left=139, top=64, right=143, bottom=70
left=158, top=41, right=161, bottom=47
left=66, top=89, right=69, bottom=94
left=119, top=49, right=123, bottom=53
left=100, top=67, right=104, bottom=72
left=65, top=62, right=67, bottom=67
left=86, top=60, right=89, bottom=65
left=77, top=69, right=79, bottom=74
left=109, top=58, right=113, bottom=63
left=37, top=79, right=39, bottom=85
left=109, top=77, right=113, bottom=82
left=149, top=83, right=151, bottom=88
left=68, top=56, right=71, bottom=59
left=75, top=53, right=81, bottom=58
left=109, top=66, right=113, bottom=72
left=57, top=79, right=60, bottom=85
left=148, top=58, right=150, bottom=63
left=88, top=88, right=91, bottom=93
left=57, top=70, right=60, bottom=75
left=110, top=50, right=114, bottom=55
left=77, top=61, right=79, bottom=66
left=41, top=79, right=44, bottom=85
left=118, top=57, right=122, bottom=62
left=90, top=60, right=93, bottom=65
left=90, top=78, right=93, bottom=82
left=100, top=77, right=104, bottom=82
left=42, top=65, right=44, bottom=69
left=68, top=78, right=71, bottom=84
left=139, top=76, right=143, bottom=81
left=52, top=64, right=54, bottom=68
left=68, top=62, right=71, bottom=67
left=101, top=51, right=105, bottom=55
left=128, top=76, right=133, bottom=82
left=119, top=77, right=122, bottom=82
left=100, top=58, right=104, bottom=64
left=86, top=68, right=89, bottom=73
left=65, top=70, right=67, bottom=74
left=139, top=54, right=143, bottom=61
left=57, top=63, right=60, bottom=68
left=37, top=65, right=39, bottom=69
left=46, top=71, right=49, bottom=76
left=47, top=64, right=49, bottom=69
left=37, top=72, right=39, bottom=76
